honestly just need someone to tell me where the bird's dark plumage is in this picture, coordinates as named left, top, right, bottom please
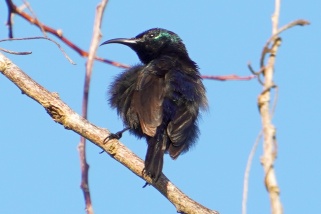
left=101, top=28, right=207, bottom=181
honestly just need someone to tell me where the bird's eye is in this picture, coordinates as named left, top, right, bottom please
left=148, top=34, right=155, bottom=38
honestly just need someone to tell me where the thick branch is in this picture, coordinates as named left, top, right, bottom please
left=0, top=53, right=218, bottom=214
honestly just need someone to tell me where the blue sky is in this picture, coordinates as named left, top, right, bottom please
left=0, top=1, right=320, bottom=213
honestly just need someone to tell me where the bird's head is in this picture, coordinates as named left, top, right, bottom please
left=100, top=28, right=189, bottom=64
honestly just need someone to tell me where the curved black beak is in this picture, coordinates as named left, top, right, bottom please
left=100, top=38, right=138, bottom=47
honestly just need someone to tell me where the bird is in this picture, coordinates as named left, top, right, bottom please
left=100, top=28, right=208, bottom=181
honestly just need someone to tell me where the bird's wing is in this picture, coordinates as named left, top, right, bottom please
left=131, top=65, right=165, bottom=137
left=167, top=100, right=198, bottom=159
left=166, top=69, right=206, bottom=159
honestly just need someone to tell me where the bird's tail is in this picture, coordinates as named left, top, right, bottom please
left=144, top=136, right=167, bottom=181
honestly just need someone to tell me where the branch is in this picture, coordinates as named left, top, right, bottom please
left=242, top=131, right=262, bottom=214
left=0, top=47, right=31, bottom=55
left=202, top=74, right=256, bottom=81
left=4, top=0, right=259, bottom=81
left=259, top=34, right=283, bottom=214
left=0, top=53, right=218, bottom=214
left=21, top=0, right=48, bottom=37
left=258, top=1, right=283, bottom=213
left=5, top=0, right=14, bottom=38
left=78, top=1, right=110, bottom=213
left=245, top=2, right=309, bottom=214
left=260, top=19, right=310, bottom=68
left=4, top=0, right=129, bottom=68
left=0, top=37, right=75, bottom=64
left=248, top=19, right=310, bottom=80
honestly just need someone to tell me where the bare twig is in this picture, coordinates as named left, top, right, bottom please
left=247, top=63, right=264, bottom=85
left=242, top=82, right=279, bottom=214
left=0, top=37, right=75, bottom=64
left=4, top=0, right=129, bottom=68
left=259, top=1, right=283, bottom=213
left=78, top=1, right=109, bottom=214
left=5, top=0, right=14, bottom=38
left=5, top=0, right=259, bottom=80
left=242, top=131, right=263, bottom=214
left=249, top=19, right=309, bottom=86
left=265, top=19, right=310, bottom=49
left=22, top=0, right=48, bottom=37
left=0, top=52, right=218, bottom=214
left=260, top=19, right=310, bottom=68
left=245, top=1, right=309, bottom=214
left=0, top=48, right=31, bottom=55
left=202, top=74, right=256, bottom=81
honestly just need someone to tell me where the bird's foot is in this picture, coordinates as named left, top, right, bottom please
left=103, top=132, right=122, bottom=143
left=99, top=127, right=130, bottom=154
left=142, top=168, right=160, bottom=184
left=103, top=127, right=130, bottom=144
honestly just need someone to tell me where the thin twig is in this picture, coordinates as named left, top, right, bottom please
left=247, top=63, right=264, bottom=85
left=0, top=48, right=31, bottom=55
left=22, top=0, right=48, bottom=37
left=265, top=19, right=310, bottom=49
left=5, top=0, right=14, bottom=38
left=242, top=130, right=263, bottom=214
left=249, top=20, right=310, bottom=87
left=202, top=74, right=256, bottom=81
left=260, top=19, right=310, bottom=68
left=78, top=1, right=109, bottom=214
left=0, top=36, right=75, bottom=64
left=4, top=0, right=129, bottom=68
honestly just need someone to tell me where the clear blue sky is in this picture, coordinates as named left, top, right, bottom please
left=1, top=1, right=320, bottom=213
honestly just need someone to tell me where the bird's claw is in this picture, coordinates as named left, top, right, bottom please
left=100, top=133, right=121, bottom=154
left=100, top=128, right=130, bottom=154
left=103, top=131, right=123, bottom=143
left=142, top=182, right=150, bottom=188
left=141, top=169, right=152, bottom=188
left=103, top=127, right=130, bottom=144
left=142, top=168, right=159, bottom=183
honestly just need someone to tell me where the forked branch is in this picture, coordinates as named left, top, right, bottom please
left=243, top=1, right=310, bottom=214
